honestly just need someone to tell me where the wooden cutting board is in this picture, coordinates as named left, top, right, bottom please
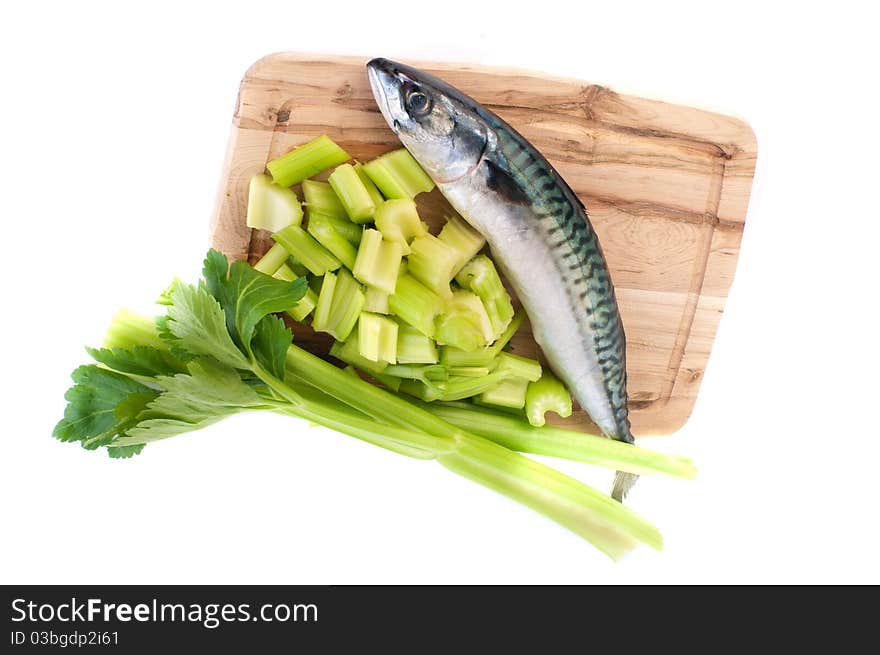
left=210, top=53, right=756, bottom=436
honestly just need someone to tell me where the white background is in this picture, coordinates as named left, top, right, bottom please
left=1, top=1, right=878, bottom=584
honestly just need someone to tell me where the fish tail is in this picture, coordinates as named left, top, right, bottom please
left=611, top=471, right=639, bottom=502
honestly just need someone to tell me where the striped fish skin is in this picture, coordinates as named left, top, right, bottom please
left=367, top=59, right=637, bottom=499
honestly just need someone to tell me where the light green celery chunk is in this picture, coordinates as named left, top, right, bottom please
left=309, top=211, right=363, bottom=245
left=388, top=273, right=443, bottom=338
left=312, top=271, right=338, bottom=333
left=253, top=242, right=291, bottom=275
left=438, top=215, right=485, bottom=273
left=328, top=163, right=377, bottom=222
left=271, top=263, right=297, bottom=282
left=324, top=269, right=365, bottom=341
left=495, top=352, right=542, bottom=382
left=374, top=199, right=427, bottom=254
left=441, top=371, right=508, bottom=401
left=363, top=287, right=390, bottom=314
left=354, top=162, right=385, bottom=206
left=302, top=180, right=348, bottom=218
left=362, top=149, right=435, bottom=199
left=286, top=287, right=318, bottom=322
left=455, top=255, right=514, bottom=338
left=385, top=363, right=448, bottom=382
left=272, top=224, right=341, bottom=275
left=525, top=373, right=573, bottom=427
left=440, top=345, right=496, bottom=368
left=266, top=135, right=350, bottom=187
left=396, top=325, right=439, bottom=364
left=306, top=213, right=358, bottom=270
left=479, top=378, right=529, bottom=409
left=352, top=229, right=403, bottom=294
left=434, top=291, right=494, bottom=352
left=246, top=174, right=303, bottom=233
left=358, top=312, right=399, bottom=364
left=407, top=234, right=459, bottom=297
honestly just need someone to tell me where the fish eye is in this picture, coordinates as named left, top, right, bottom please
left=406, top=90, right=432, bottom=116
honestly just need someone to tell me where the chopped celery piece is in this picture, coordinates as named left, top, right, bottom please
left=440, top=345, right=496, bottom=368
left=302, top=180, right=347, bottom=219
left=313, top=269, right=364, bottom=341
left=266, top=135, right=350, bottom=187
left=479, top=378, right=529, bottom=409
left=354, top=162, right=385, bottom=206
left=286, top=287, right=318, bottom=322
left=330, top=335, right=401, bottom=391
left=246, top=174, right=303, bottom=233
left=398, top=379, right=444, bottom=402
left=525, top=373, right=573, bottom=427
left=407, top=234, right=459, bottom=297
left=434, top=291, right=494, bottom=352
left=272, top=263, right=297, bottom=282
left=438, top=215, right=485, bottom=273
left=309, top=211, right=363, bottom=245
left=358, top=312, right=399, bottom=364
left=272, top=224, right=341, bottom=276
left=254, top=242, right=291, bottom=275
left=396, top=325, right=439, bottom=364
left=441, top=371, right=508, bottom=401
left=307, top=213, right=358, bottom=270
left=388, top=273, right=443, bottom=338
left=328, top=163, right=377, bottom=222
left=312, top=271, right=338, bottom=333
left=448, top=366, right=492, bottom=378
left=374, top=199, right=427, bottom=254
left=455, top=255, right=514, bottom=338
left=495, top=352, right=542, bottom=382
left=352, top=229, right=403, bottom=294
left=362, top=148, right=435, bottom=199
left=363, top=287, right=390, bottom=314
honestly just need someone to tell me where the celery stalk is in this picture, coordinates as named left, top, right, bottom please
left=312, top=272, right=338, bottom=334
left=362, top=148, right=435, bottom=199
left=398, top=379, right=445, bottom=402
left=440, top=346, right=497, bottom=368
left=352, top=229, right=403, bottom=294
left=329, top=335, right=400, bottom=391
left=286, top=287, right=318, bottom=322
left=309, top=212, right=363, bottom=245
left=328, top=163, right=377, bottom=222
left=246, top=174, right=303, bottom=233
left=396, top=325, right=439, bottom=364
left=374, top=199, right=427, bottom=254
left=324, top=269, right=365, bottom=341
left=363, top=287, right=390, bottom=314
left=423, top=403, right=696, bottom=480
left=525, top=373, right=573, bottom=427
left=302, top=180, right=347, bottom=219
left=478, top=377, right=529, bottom=409
left=438, top=215, right=485, bottom=273
left=358, top=312, right=398, bottom=364
left=441, top=371, right=509, bottom=401
left=272, top=224, right=341, bottom=276
left=266, top=135, right=350, bottom=187
left=306, top=213, right=358, bottom=270
left=253, top=242, right=292, bottom=276
left=455, top=255, right=515, bottom=338
left=388, top=273, right=443, bottom=338
left=354, top=162, right=386, bottom=206
left=447, top=366, right=492, bottom=378
left=495, top=352, right=542, bottom=382
left=407, top=234, right=459, bottom=298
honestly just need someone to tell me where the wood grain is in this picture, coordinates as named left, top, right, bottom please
left=209, top=53, right=756, bottom=436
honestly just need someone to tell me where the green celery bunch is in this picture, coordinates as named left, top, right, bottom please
left=55, top=250, right=694, bottom=560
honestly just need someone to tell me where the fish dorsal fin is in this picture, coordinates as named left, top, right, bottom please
left=482, top=158, right=530, bottom=206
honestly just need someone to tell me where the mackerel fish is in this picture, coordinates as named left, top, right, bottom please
left=367, top=58, right=638, bottom=500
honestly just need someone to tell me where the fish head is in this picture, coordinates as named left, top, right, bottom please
left=367, top=58, right=488, bottom=183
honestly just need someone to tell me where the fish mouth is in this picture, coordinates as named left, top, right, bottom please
left=367, top=58, right=398, bottom=133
